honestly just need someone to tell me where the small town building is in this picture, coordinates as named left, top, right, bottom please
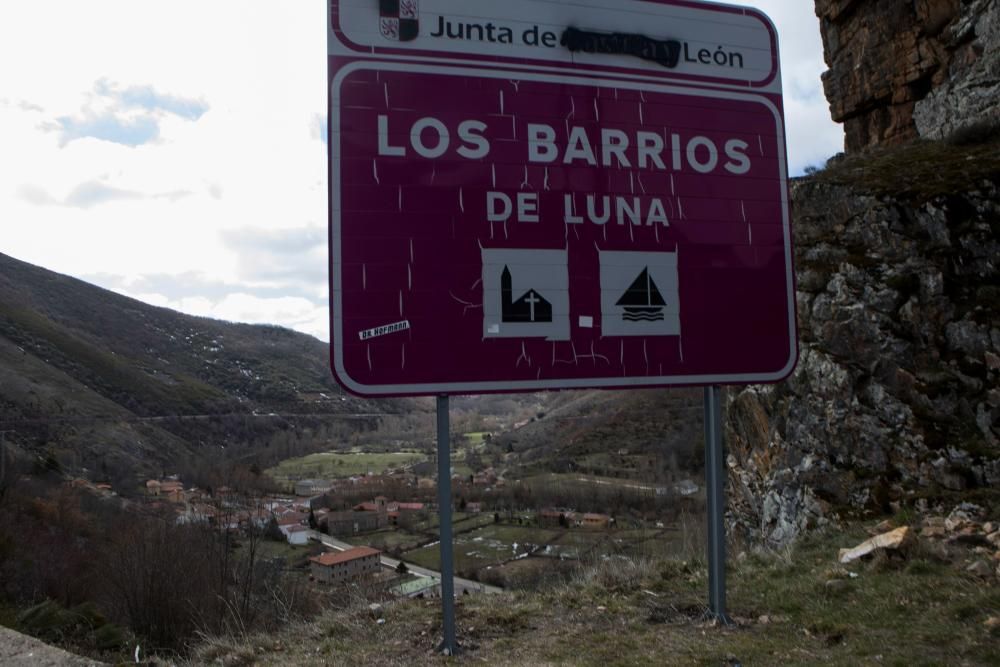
left=397, top=502, right=425, bottom=512
left=473, top=469, right=498, bottom=486
left=295, top=479, right=333, bottom=497
left=581, top=513, right=611, bottom=529
left=277, top=511, right=309, bottom=528
left=285, top=525, right=312, bottom=546
left=323, top=509, right=388, bottom=536
left=310, top=547, right=381, bottom=584
left=539, top=509, right=574, bottom=526
left=392, top=577, right=441, bottom=599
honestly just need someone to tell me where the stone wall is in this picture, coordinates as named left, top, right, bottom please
left=726, top=163, right=1000, bottom=546
left=816, top=0, right=1000, bottom=152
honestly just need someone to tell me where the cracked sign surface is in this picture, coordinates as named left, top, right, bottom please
left=328, top=0, right=796, bottom=396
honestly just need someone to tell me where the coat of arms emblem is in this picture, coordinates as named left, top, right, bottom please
left=379, top=0, right=419, bottom=42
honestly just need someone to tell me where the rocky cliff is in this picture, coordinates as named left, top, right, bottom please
left=816, top=0, right=1000, bottom=151
left=726, top=138, right=1000, bottom=546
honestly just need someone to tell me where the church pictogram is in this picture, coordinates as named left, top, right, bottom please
left=501, top=265, right=552, bottom=323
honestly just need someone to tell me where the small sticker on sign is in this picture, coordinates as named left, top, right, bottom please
left=579, top=316, right=594, bottom=328
left=359, top=320, right=411, bottom=341
left=487, top=324, right=501, bottom=335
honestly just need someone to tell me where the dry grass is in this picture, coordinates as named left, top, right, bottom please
left=184, top=511, right=1000, bottom=666
left=809, top=134, right=1000, bottom=203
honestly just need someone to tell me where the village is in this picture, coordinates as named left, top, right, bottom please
left=131, top=452, right=699, bottom=599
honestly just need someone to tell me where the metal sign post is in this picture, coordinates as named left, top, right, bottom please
left=0, top=430, right=8, bottom=491
left=435, top=395, right=457, bottom=654
left=703, top=386, right=732, bottom=624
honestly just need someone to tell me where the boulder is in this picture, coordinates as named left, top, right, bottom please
left=966, top=559, right=994, bottom=577
left=946, top=503, right=986, bottom=531
left=839, top=527, right=915, bottom=564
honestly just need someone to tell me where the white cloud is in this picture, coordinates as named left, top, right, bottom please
left=122, top=290, right=329, bottom=341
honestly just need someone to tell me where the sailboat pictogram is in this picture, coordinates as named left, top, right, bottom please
left=616, top=267, right=666, bottom=321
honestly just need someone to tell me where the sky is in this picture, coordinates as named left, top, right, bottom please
left=0, top=1, right=843, bottom=343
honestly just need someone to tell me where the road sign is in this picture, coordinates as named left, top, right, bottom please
left=328, top=0, right=796, bottom=396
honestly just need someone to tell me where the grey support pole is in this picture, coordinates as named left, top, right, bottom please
left=436, top=395, right=457, bottom=655
left=0, top=431, right=6, bottom=489
left=703, top=385, right=733, bottom=625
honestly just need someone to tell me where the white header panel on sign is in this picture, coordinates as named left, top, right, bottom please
left=333, top=0, right=779, bottom=90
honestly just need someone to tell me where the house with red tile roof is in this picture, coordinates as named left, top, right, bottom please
left=309, top=547, right=381, bottom=584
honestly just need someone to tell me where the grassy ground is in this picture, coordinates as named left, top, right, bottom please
left=522, top=472, right=660, bottom=492
left=341, top=515, right=498, bottom=554
left=343, top=529, right=423, bottom=550
left=265, top=450, right=426, bottom=485
left=809, top=133, right=1000, bottom=203
left=187, top=518, right=1000, bottom=666
left=256, top=539, right=312, bottom=564
left=404, top=524, right=563, bottom=573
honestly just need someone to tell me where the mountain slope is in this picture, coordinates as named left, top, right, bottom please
left=0, top=252, right=416, bottom=485
left=494, top=387, right=704, bottom=481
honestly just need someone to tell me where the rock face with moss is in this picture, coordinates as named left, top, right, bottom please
left=726, top=141, right=1000, bottom=547
left=816, top=0, right=1000, bottom=151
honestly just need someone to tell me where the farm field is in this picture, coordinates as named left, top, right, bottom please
left=402, top=524, right=568, bottom=574
left=338, top=512, right=498, bottom=554
left=265, top=449, right=426, bottom=485
left=400, top=518, right=698, bottom=576
left=522, top=472, right=662, bottom=493
left=342, top=529, right=425, bottom=551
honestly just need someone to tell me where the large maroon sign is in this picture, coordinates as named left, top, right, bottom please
left=328, top=0, right=796, bottom=396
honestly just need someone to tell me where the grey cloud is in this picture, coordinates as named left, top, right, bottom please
left=221, top=225, right=326, bottom=256
left=17, top=181, right=192, bottom=209
left=94, top=78, right=208, bottom=121
left=151, top=190, right=195, bottom=203
left=56, top=110, right=161, bottom=148
left=63, top=181, right=143, bottom=209
left=16, top=184, right=59, bottom=206
left=83, top=271, right=326, bottom=306
left=53, top=78, right=209, bottom=147
left=310, top=113, right=328, bottom=144
left=220, top=225, right=327, bottom=285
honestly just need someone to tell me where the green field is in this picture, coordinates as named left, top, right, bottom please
left=522, top=472, right=660, bottom=494
left=337, top=513, right=495, bottom=554
left=255, top=540, right=312, bottom=567
left=266, top=450, right=426, bottom=485
left=403, top=524, right=565, bottom=574
left=399, top=519, right=691, bottom=573
left=343, top=529, right=425, bottom=551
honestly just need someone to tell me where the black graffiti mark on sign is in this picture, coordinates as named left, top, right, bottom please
left=616, top=267, right=666, bottom=321
left=560, top=27, right=681, bottom=69
left=501, top=266, right=553, bottom=323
